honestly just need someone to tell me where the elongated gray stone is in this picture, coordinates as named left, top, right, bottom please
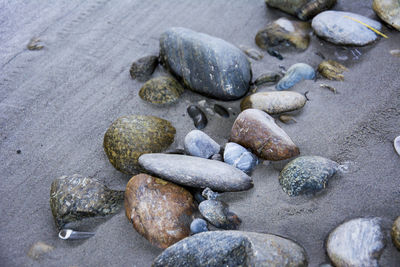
left=138, top=154, right=253, bottom=192
left=276, top=63, right=315, bottom=90
left=153, top=231, right=308, bottom=267
left=160, top=27, right=252, bottom=100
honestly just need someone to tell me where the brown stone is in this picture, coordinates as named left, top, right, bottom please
left=125, top=174, right=196, bottom=249
left=230, top=109, right=299, bottom=161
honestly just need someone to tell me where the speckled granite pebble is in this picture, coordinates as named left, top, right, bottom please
left=139, top=76, right=184, bottom=105
left=129, top=55, right=158, bottom=82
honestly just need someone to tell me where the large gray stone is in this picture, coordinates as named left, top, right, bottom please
left=160, top=27, right=252, bottom=100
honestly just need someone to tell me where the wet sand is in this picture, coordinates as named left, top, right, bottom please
left=0, top=0, right=399, bottom=266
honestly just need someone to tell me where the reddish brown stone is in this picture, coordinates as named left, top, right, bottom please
left=125, top=174, right=196, bottom=249
left=230, top=109, right=299, bottom=161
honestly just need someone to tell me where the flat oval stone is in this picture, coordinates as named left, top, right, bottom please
left=184, top=130, right=220, bottom=159
left=199, top=200, right=241, bottom=230
left=327, top=218, right=385, bottom=267
left=50, top=174, right=124, bottom=229
left=240, top=91, right=307, bottom=115
left=276, top=63, right=315, bottom=90
left=373, top=0, right=400, bottom=31
left=230, top=109, right=299, bottom=161
left=125, top=174, right=196, bottom=249
left=130, top=55, right=158, bottom=82
left=312, top=11, right=382, bottom=46
left=279, top=156, right=339, bottom=196
left=160, top=27, right=252, bottom=100
left=391, top=216, right=400, bottom=250
left=139, top=76, right=184, bottom=105
left=153, top=231, right=308, bottom=267
left=103, top=115, right=176, bottom=174
left=223, top=142, right=258, bottom=174
left=138, top=153, right=253, bottom=192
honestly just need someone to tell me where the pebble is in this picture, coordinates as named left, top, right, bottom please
left=27, top=38, right=44, bottom=50
left=239, top=45, right=264, bottom=60
left=318, top=60, right=348, bottom=81
left=139, top=76, right=184, bottom=105
left=187, top=105, right=208, bottom=130
left=129, top=55, right=158, bottom=82
left=276, top=63, right=315, bottom=90
left=153, top=231, right=308, bottom=267
left=213, top=104, right=229, bottom=118
left=254, top=71, right=282, bottom=86
left=160, top=27, right=252, bottom=100
left=390, top=49, right=400, bottom=57
left=27, top=242, right=54, bottom=260
left=326, top=218, right=385, bottom=267
left=223, top=142, right=258, bottom=174
left=394, top=135, right=400, bottom=156
left=199, top=200, right=241, bottom=230
left=103, top=115, right=175, bottom=174
left=190, top=218, right=208, bottom=234
left=373, top=0, right=400, bottom=31
left=267, top=48, right=284, bottom=60
left=240, top=91, right=307, bottom=115
left=184, top=130, right=220, bottom=159
left=391, top=216, right=400, bottom=250
left=125, top=174, right=196, bottom=249
left=255, top=17, right=311, bottom=51
left=201, top=187, right=220, bottom=200
left=265, top=0, right=337, bottom=20
left=312, top=11, right=382, bottom=46
left=230, top=109, right=299, bottom=161
left=138, top=153, right=253, bottom=192
left=279, top=156, right=339, bottom=196
left=211, top=153, right=223, bottom=161
left=279, top=114, right=296, bottom=123
left=50, top=174, right=124, bottom=229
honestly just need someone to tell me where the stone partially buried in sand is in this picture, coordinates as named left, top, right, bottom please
left=326, top=218, right=385, bottom=267
left=391, top=216, right=400, bottom=250
left=318, top=60, right=348, bottom=81
left=139, top=76, right=184, bottom=105
left=240, top=91, right=307, bottom=115
left=125, top=174, right=196, bottom=249
left=153, top=231, right=308, bottom=266
left=103, top=115, right=176, bottom=174
left=230, top=109, right=299, bottom=161
left=139, top=153, right=253, bottom=192
left=373, top=0, right=400, bottom=31
left=276, top=63, right=315, bottom=90
left=312, top=11, right=382, bottom=46
left=129, top=55, right=158, bottom=82
left=160, top=27, right=252, bottom=100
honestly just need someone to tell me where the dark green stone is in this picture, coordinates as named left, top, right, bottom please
left=139, top=76, right=184, bottom=105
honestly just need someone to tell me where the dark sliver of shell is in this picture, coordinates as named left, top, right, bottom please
left=213, top=104, right=229, bottom=118
left=279, top=156, right=339, bottom=196
left=103, top=115, right=176, bottom=174
left=50, top=174, right=124, bottom=230
left=130, top=55, right=158, bottom=82
left=187, top=105, right=208, bottom=129
left=139, top=76, right=184, bottom=105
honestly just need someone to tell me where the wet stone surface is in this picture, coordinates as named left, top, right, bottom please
left=276, top=63, right=315, bottom=90
left=199, top=200, right=241, bottom=230
left=184, top=130, right=220, bottom=159
left=129, top=55, right=159, bottom=82
left=139, top=76, right=184, bottom=105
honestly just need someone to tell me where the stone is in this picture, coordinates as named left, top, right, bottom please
left=211, top=153, right=223, bottom=161
left=27, top=38, right=44, bottom=50
left=50, top=174, right=124, bottom=229
left=153, top=231, right=308, bottom=267
left=265, top=0, right=336, bottom=20
left=160, top=27, right=252, bottom=100
left=190, top=218, right=208, bottom=234
left=318, top=60, right=348, bottom=81
left=240, top=91, right=307, bottom=115
left=125, top=174, right=196, bottom=249
left=239, top=45, right=264, bottom=60
left=394, top=136, right=400, bottom=156
left=255, top=17, right=311, bottom=51
left=254, top=72, right=282, bottom=86
left=230, top=109, right=299, bottom=161
left=223, top=142, right=258, bottom=174
left=103, top=115, right=175, bottom=174
left=27, top=242, right=54, bottom=260
left=312, top=11, right=382, bottom=46
left=184, top=130, right=220, bottom=159
left=201, top=187, right=220, bottom=200
left=326, top=218, right=385, bottom=267
left=129, top=55, right=158, bottom=82
left=213, top=104, right=229, bottom=118
left=139, top=76, right=184, bottom=105
left=391, top=216, right=400, bottom=250
left=279, top=156, right=339, bottom=196
left=187, top=105, right=208, bottom=130
left=276, top=63, right=315, bottom=90
left=373, top=0, right=400, bottom=31
left=138, top=153, right=253, bottom=192
left=199, top=200, right=241, bottom=230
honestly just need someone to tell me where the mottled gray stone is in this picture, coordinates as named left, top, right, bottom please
left=153, top=231, right=308, bottom=267
left=160, top=27, right=252, bottom=100
left=190, top=218, right=208, bottom=234
left=184, top=130, right=220, bottom=159
left=223, top=142, right=258, bottom=174
left=129, top=55, right=158, bottom=82
left=276, top=63, right=315, bottom=90
left=199, top=200, right=241, bottom=230
left=139, top=154, right=253, bottom=192
left=312, top=11, right=382, bottom=46
left=201, top=187, right=220, bottom=200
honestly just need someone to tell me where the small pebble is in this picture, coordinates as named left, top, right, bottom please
left=27, top=38, right=44, bottom=50
left=213, top=104, right=229, bottom=118
left=254, top=72, right=282, bottom=86
left=391, top=216, right=400, bottom=250
left=129, top=55, right=158, bottom=82
left=267, top=48, right=283, bottom=60
left=211, top=153, right=223, bottom=161
left=223, top=142, right=258, bottom=174
left=199, top=200, right=241, bottom=230
left=202, top=187, right=220, bottom=200
left=276, top=63, right=315, bottom=90
left=318, top=60, right=347, bottom=81
left=394, top=136, right=400, bottom=156
left=190, top=218, right=209, bottom=234
left=390, top=49, right=400, bottom=57
left=320, top=84, right=337, bottom=94
left=279, top=115, right=296, bottom=123
left=187, top=105, right=208, bottom=130
left=184, top=130, right=220, bottom=159
left=16, top=149, right=21, bottom=154
left=139, top=76, right=184, bottom=105
left=239, top=45, right=264, bottom=60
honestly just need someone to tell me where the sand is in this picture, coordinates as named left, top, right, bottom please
left=0, top=0, right=399, bottom=266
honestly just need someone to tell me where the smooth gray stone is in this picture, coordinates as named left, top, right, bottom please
left=326, top=218, right=384, bottom=267
left=190, top=218, right=208, bottom=234
left=276, top=63, right=315, bottom=90
left=138, top=154, right=253, bottom=192
left=152, top=231, right=308, bottom=267
left=223, top=142, right=258, bottom=174
left=312, top=11, right=382, bottom=46
left=184, top=130, right=220, bottom=159
left=198, top=200, right=241, bottom=230
left=160, top=27, right=252, bottom=100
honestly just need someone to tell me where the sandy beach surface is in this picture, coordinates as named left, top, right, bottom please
left=1, top=0, right=399, bottom=266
